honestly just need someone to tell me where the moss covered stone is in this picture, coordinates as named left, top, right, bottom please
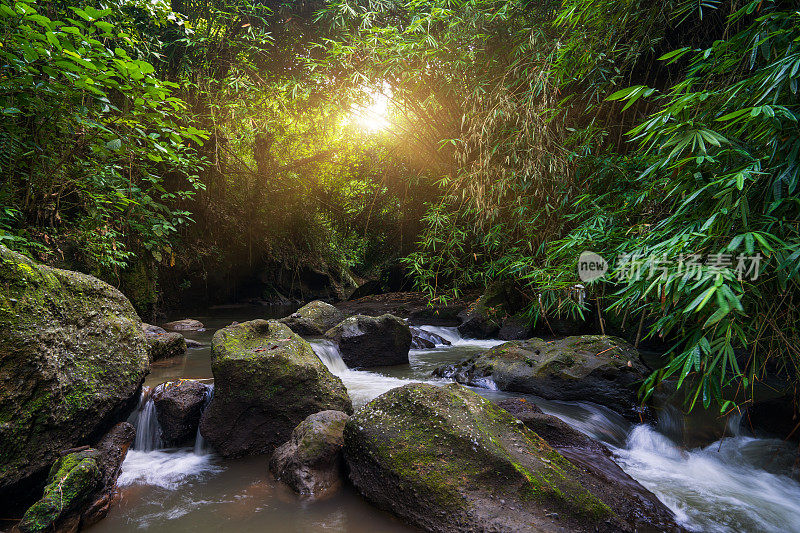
left=199, top=320, right=352, bottom=457
left=279, top=300, right=344, bottom=336
left=0, top=246, right=149, bottom=498
left=434, top=335, right=649, bottom=418
left=343, top=383, right=643, bottom=533
left=17, top=450, right=102, bottom=533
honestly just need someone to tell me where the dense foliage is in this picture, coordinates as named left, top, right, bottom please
left=1, top=0, right=798, bottom=411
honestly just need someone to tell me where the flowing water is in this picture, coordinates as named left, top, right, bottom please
left=89, top=306, right=800, bottom=533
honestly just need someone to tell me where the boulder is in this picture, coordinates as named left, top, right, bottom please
left=144, top=331, right=186, bottom=361
left=325, top=314, right=411, bottom=368
left=163, top=319, right=204, bottom=331
left=456, top=282, right=526, bottom=339
left=494, top=398, right=680, bottom=532
left=0, top=246, right=149, bottom=501
left=279, top=300, right=344, bottom=336
left=199, top=320, right=352, bottom=457
left=269, top=410, right=349, bottom=496
left=17, top=422, right=135, bottom=533
left=185, top=339, right=206, bottom=349
left=153, top=380, right=210, bottom=444
left=498, top=314, right=533, bottom=340
left=344, top=383, right=681, bottom=533
left=410, top=326, right=451, bottom=349
left=433, top=335, right=649, bottom=418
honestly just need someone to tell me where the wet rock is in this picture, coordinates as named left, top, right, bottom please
left=410, top=326, right=451, bottom=349
left=18, top=450, right=102, bottom=533
left=0, top=246, right=149, bottom=500
left=269, top=410, right=349, bottom=496
left=163, top=318, right=205, bottom=331
left=325, top=314, right=411, bottom=368
left=17, top=422, right=135, bottom=533
left=144, top=331, right=186, bottom=361
left=740, top=396, right=799, bottom=441
left=495, top=398, right=680, bottom=532
left=185, top=339, right=206, bottom=349
left=344, top=383, right=682, bottom=533
left=498, top=314, right=532, bottom=340
left=279, top=300, right=344, bottom=336
left=199, top=320, right=352, bottom=457
left=153, top=380, right=209, bottom=444
left=434, top=335, right=649, bottom=419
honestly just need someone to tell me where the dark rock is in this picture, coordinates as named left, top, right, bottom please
left=163, top=319, right=205, bottom=331
left=410, top=326, right=451, bottom=349
left=496, top=398, right=681, bottom=532
left=269, top=410, right=349, bottom=496
left=457, top=282, right=526, bottom=339
left=144, top=331, right=186, bottom=361
left=740, top=396, right=799, bottom=441
left=325, top=314, right=411, bottom=368
left=185, top=339, right=206, bottom=349
left=498, top=314, right=532, bottom=340
left=153, top=380, right=209, bottom=444
left=199, top=320, right=352, bottom=457
left=279, top=300, right=344, bottom=336
left=348, top=279, right=383, bottom=301
left=0, top=246, right=149, bottom=500
left=407, top=305, right=463, bottom=327
left=344, top=383, right=682, bottom=533
left=433, top=335, right=650, bottom=419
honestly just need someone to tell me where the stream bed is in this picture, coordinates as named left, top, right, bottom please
left=89, top=306, right=800, bottom=533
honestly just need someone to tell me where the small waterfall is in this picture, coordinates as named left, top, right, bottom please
left=311, top=340, right=350, bottom=373
left=133, top=385, right=164, bottom=452
left=193, top=384, right=214, bottom=455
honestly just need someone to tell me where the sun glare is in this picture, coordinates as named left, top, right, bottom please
left=351, top=89, right=392, bottom=132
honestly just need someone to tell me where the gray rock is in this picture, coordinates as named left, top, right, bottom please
left=163, top=319, right=204, bottom=331
left=434, top=335, right=650, bottom=419
left=279, top=300, right=344, bottom=336
left=498, top=314, right=532, bottom=340
left=270, top=410, right=349, bottom=496
left=0, top=246, right=149, bottom=498
left=199, top=320, right=352, bottom=457
left=144, top=331, right=186, bottom=361
left=325, top=314, right=411, bottom=367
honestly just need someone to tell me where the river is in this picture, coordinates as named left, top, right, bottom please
left=88, top=305, right=800, bottom=533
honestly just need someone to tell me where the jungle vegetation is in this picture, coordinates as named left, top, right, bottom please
left=1, top=0, right=799, bottom=413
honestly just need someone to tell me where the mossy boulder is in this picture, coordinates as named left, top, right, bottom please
left=269, top=410, right=349, bottom=496
left=144, top=330, right=186, bottom=361
left=17, top=450, right=102, bottom=533
left=434, top=335, right=649, bottom=418
left=153, top=380, right=209, bottom=444
left=344, top=383, right=672, bottom=533
left=0, top=246, right=149, bottom=500
left=324, top=314, right=411, bottom=368
left=279, top=300, right=344, bottom=336
left=199, top=320, right=352, bottom=457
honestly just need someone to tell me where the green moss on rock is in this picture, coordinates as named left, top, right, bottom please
left=199, top=320, right=352, bottom=457
left=18, top=450, right=102, bottom=533
left=344, top=383, right=626, bottom=533
left=0, top=246, right=149, bottom=496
